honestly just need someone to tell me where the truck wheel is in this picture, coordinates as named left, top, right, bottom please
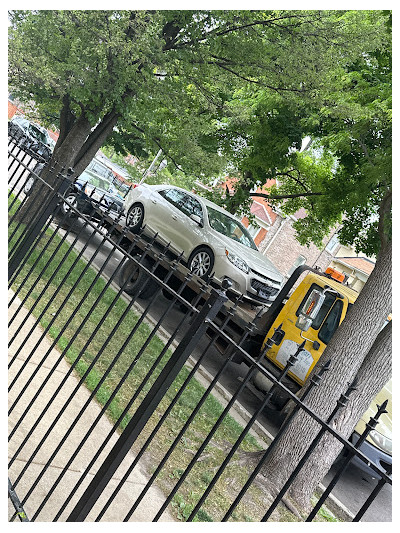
left=269, top=388, right=291, bottom=411
left=119, top=257, right=159, bottom=299
left=253, top=370, right=291, bottom=411
left=232, top=337, right=262, bottom=365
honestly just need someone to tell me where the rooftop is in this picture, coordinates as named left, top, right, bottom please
left=334, top=256, right=375, bottom=275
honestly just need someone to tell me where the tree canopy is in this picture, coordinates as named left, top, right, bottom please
left=8, top=10, right=387, bottom=183
left=203, top=11, right=391, bottom=258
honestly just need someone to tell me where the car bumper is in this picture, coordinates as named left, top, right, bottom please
left=213, top=255, right=282, bottom=304
left=350, top=432, right=392, bottom=477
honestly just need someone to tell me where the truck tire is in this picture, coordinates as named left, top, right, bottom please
left=232, top=336, right=263, bottom=364
left=253, top=367, right=298, bottom=411
left=119, top=257, right=159, bottom=299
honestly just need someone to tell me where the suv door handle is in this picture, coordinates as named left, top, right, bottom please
left=151, top=199, right=157, bottom=204
left=171, top=214, right=178, bottom=220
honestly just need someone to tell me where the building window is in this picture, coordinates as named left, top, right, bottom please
left=326, top=233, right=340, bottom=254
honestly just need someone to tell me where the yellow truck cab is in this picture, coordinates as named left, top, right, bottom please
left=261, top=270, right=357, bottom=388
left=249, top=267, right=392, bottom=475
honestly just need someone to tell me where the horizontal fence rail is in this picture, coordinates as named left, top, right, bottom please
left=8, top=133, right=391, bottom=522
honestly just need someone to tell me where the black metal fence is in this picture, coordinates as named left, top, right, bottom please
left=8, top=133, right=392, bottom=522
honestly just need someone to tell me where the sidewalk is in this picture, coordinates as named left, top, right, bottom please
left=8, top=291, right=175, bottom=522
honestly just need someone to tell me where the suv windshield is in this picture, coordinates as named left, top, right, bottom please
left=206, top=206, right=257, bottom=250
left=28, top=124, right=49, bottom=145
left=79, top=171, right=110, bottom=192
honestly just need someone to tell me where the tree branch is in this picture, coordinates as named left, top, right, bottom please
left=275, top=169, right=311, bottom=192
left=129, top=122, right=184, bottom=172
left=377, top=188, right=392, bottom=250
left=250, top=191, right=324, bottom=201
left=171, top=12, right=323, bottom=49
left=72, top=110, right=120, bottom=174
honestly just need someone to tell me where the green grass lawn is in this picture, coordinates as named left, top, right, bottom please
left=8, top=196, right=339, bottom=523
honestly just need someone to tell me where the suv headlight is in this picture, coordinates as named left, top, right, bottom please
left=225, top=249, right=249, bottom=274
left=369, top=430, right=392, bottom=455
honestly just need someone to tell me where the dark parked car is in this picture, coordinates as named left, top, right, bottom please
left=8, top=116, right=54, bottom=161
left=60, top=170, right=124, bottom=219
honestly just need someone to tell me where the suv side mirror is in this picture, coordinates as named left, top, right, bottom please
left=295, top=289, right=326, bottom=332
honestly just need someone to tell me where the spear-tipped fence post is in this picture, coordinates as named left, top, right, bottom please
left=9, top=165, right=74, bottom=279
left=66, top=282, right=230, bottom=522
left=221, top=358, right=331, bottom=521
left=306, top=399, right=389, bottom=521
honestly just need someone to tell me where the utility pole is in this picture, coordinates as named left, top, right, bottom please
left=139, top=149, right=163, bottom=185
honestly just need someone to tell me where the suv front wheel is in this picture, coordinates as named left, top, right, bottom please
left=188, top=247, right=214, bottom=279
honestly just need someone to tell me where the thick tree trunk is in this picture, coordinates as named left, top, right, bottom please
left=259, top=240, right=392, bottom=510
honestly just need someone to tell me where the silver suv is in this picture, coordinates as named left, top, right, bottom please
left=8, top=116, right=53, bottom=161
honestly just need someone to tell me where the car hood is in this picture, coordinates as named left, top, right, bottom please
left=214, top=233, right=283, bottom=284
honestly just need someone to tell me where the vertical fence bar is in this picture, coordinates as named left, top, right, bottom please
left=66, top=284, right=229, bottom=522
left=186, top=335, right=305, bottom=521
left=306, top=400, right=389, bottom=521
left=8, top=479, right=29, bottom=523
left=352, top=465, right=391, bottom=522
left=261, top=378, right=358, bottom=521
left=8, top=166, right=73, bottom=278
left=221, top=359, right=331, bottom=521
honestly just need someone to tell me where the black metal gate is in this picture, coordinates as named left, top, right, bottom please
left=8, top=134, right=392, bottom=522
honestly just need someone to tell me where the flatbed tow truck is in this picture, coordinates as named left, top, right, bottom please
left=87, top=207, right=324, bottom=403
left=74, top=205, right=392, bottom=475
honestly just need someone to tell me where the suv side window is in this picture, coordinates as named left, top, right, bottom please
left=88, top=160, right=114, bottom=181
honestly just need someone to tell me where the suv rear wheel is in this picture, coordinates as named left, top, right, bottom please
left=126, top=203, right=144, bottom=233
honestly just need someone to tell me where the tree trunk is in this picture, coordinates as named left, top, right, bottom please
left=259, top=240, right=392, bottom=510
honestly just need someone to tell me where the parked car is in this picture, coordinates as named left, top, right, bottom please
left=123, top=184, right=283, bottom=304
left=60, top=170, right=124, bottom=218
left=8, top=116, right=53, bottom=161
